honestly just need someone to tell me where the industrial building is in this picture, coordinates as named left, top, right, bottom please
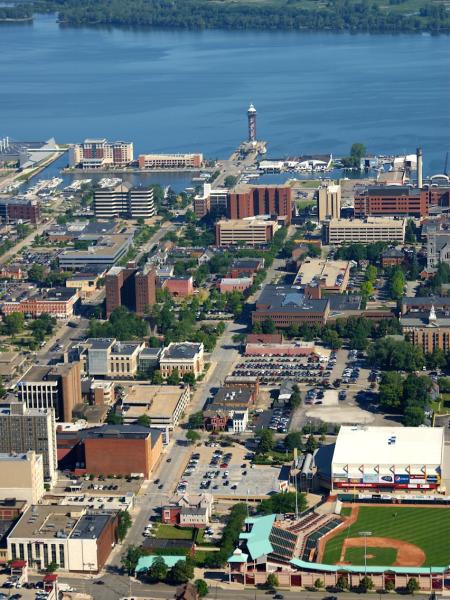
left=0, top=451, right=44, bottom=504
left=69, top=138, right=133, bottom=169
left=105, top=264, right=156, bottom=317
left=354, top=186, right=428, bottom=218
left=331, top=426, right=444, bottom=490
left=94, top=183, right=155, bottom=219
left=324, top=217, right=406, bottom=245
left=7, top=505, right=120, bottom=572
left=0, top=137, right=60, bottom=170
left=160, top=342, right=204, bottom=379
left=215, top=217, right=279, bottom=247
left=253, top=285, right=330, bottom=328
left=0, top=403, right=57, bottom=484
left=17, top=362, right=82, bottom=422
left=59, top=233, right=133, bottom=270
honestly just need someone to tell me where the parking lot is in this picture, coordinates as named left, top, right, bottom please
left=174, top=444, right=283, bottom=499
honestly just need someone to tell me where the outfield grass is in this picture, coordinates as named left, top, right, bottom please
left=344, top=546, right=397, bottom=566
left=323, top=506, right=450, bottom=567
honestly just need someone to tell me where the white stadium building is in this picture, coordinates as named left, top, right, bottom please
left=331, top=426, right=444, bottom=491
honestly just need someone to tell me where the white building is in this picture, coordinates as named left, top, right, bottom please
left=229, top=410, right=249, bottom=433
left=324, top=217, right=406, bottom=245
left=331, top=426, right=444, bottom=491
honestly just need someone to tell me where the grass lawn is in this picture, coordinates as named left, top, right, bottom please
left=344, top=546, right=397, bottom=566
left=323, top=506, right=450, bottom=567
left=340, top=507, right=352, bottom=517
left=154, top=524, right=194, bottom=540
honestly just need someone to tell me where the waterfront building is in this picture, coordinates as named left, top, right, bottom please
left=138, top=153, right=203, bottom=169
left=94, top=183, right=155, bottom=219
left=69, top=138, right=133, bottom=169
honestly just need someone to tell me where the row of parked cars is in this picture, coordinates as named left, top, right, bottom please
left=268, top=406, right=292, bottom=432
left=232, top=355, right=335, bottom=384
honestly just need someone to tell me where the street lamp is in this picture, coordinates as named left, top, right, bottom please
left=359, top=531, right=372, bottom=576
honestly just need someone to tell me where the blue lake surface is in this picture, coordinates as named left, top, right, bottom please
left=1, top=15, right=450, bottom=175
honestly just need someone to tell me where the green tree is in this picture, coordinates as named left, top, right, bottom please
left=258, top=492, right=307, bottom=515
left=305, top=434, right=318, bottom=454
left=361, top=280, right=374, bottom=297
left=152, top=370, right=164, bottom=385
left=28, top=263, right=45, bottom=282
left=389, top=267, right=406, bottom=300
left=168, top=559, right=194, bottom=584
left=359, top=576, right=374, bottom=593
left=121, top=545, right=143, bottom=575
left=3, top=312, right=25, bottom=335
left=379, top=371, right=404, bottom=411
left=385, top=579, right=396, bottom=592
left=365, top=264, right=377, bottom=282
left=195, top=579, right=209, bottom=597
left=261, top=318, right=276, bottom=334
left=45, top=561, right=58, bottom=573
left=117, top=510, right=132, bottom=542
left=285, top=431, right=302, bottom=451
left=265, top=573, right=279, bottom=589
left=167, top=368, right=180, bottom=385
left=107, top=412, right=123, bottom=425
left=149, top=556, right=168, bottom=582
left=188, top=411, right=204, bottom=429
left=314, top=578, right=324, bottom=589
left=224, top=175, right=238, bottom=188
left=183, top=372, right=196, bottom=386
left=257, top=428, right=274, bottom=453
left=404, top=405, right=424, bottom=426
left=336, top=575, right=349, bottom=591
left=406, top=578, right=419, bottom=594
left=137, top=415, right=151, bottom=427
left=186, top=430, right=201, bottom=444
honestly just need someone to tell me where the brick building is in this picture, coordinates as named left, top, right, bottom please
left=162, top=276, right=194, bottom=298
left=228, top=184, right=293, bottom=223
left=105, top=264, right=156, bottom=317
left=0, top=198, right=41, bottom=224
left=57, top=424, right=163, bottom=479
left=400, top=305, right=450, bottom=353
left=354, top=186, right=428, bottom=218
left=1, top=287, right=79, bottom=319
left=219, top=277, right=253, bottom=294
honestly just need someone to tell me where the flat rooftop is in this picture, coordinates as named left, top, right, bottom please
left=257, top=285, right=329, bottom=313
left=332, top=426, right=444, bottom=467
left=294, top=258, right=350, bottom=288
left=123, top=384, right=187, bottom=420
left=59, top=233, right=132, bottom=260
left=328, top=217, right=406, bottom=228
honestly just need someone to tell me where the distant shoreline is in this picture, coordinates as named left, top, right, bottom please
left=0, top=16, right=33, bottom=22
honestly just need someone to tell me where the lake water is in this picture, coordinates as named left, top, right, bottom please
left=1, top=15, right=450, bottom=175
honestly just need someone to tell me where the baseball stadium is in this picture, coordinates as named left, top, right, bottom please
left=228, top=426, right=450, bottom=591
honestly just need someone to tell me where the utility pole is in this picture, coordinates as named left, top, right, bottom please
left=359, top=531, right=372, bottom=577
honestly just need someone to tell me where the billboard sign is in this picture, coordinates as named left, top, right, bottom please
left=379, top=475, right=394, bottom=483
left=394, top=474, right=410, bottom=484
left=363, top=474, right=379, bottom=483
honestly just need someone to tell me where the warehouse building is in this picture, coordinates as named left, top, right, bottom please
left=331, top=426, right=444, bottom=491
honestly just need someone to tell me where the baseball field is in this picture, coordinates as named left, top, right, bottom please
left=321, top=505, right=450, bottom=567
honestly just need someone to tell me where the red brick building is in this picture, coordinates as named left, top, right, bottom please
left=0, top=199, right=41, bottom=224
left=105, top=265, right=155, bottom=317
left=228, top=185, right=292, bottom=223
left=162, top=276, right=194, bottom=298
left=1, top=287, right=79, bottom=319
left=354, top=186, right=428, bottom=218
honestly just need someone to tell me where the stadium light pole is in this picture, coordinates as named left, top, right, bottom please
left=359, top=531, right=372, bottom=576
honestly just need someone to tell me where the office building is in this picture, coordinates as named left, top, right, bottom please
left=0, top=198, right=41, bottom=224
left=138, top=153, right=203, bottom=169
left=121, top=384, right=191, bottom=431
left=354, top=186, right=428, bottom=218
left=57, top=423, right=163, bottom=478
left=317, top=184, right=341, bottom=221
left=0, top=451, right=44, bottom=504
left=7, top=505, right=119, bottom=572
left=252, top=285, right=330, bottom=328
left=59, top=233, right=133, bottom=270
left=228, top=184, right=293, bottom=223
left=94, top=183, right=155, bottom=219
left=293, top=258, right=351, bottom=293
left=0, top=287, right=79, bottom=319
left=80, top=338, right=145, bottom=378
left=193, top=183, right=228, bottom=219
left=400, top=305, right=450, bottom=353
left=17, top=362, right=82, bottom=422
left=215, top=217, right=279, bottom=247
left=105, top=264, right=156, bottom=317
left=324, top=217, right=406, bottom=245
left=331, top=426, right=443, bottom=490
left=0, top=403, right=57, bottom=484
left=160, top=342, right=204, bottom=379
left=69, top=138, right=133, bottom=169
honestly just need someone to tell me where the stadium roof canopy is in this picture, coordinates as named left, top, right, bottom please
left=332, top=426, right=444, bottom=467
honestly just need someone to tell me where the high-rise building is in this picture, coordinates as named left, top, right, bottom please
left=227, top=184, right=293, bottom=224
left=0, top=451, right=45, bottom=504
left=16, top=362, right=82, bottom=422
left=0, top=403, right=57, bottom=484
left=69, top=139, right=133, bottom=169
left=248, top=104, right=257, bottom=142
left=94, top=183, right=155, bottom=219
left=317, top=184, right=341, bottom=221
left=105, top=264, right=156, bottom=317
left=193, top=184, right=229, bottom=219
